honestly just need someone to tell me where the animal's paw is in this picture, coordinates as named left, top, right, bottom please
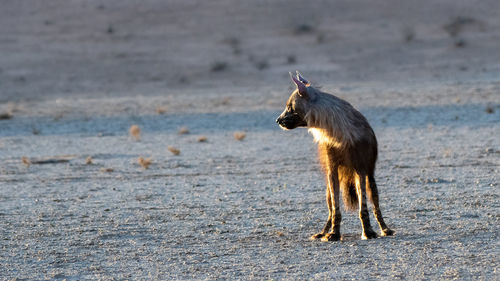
left=320, top=232, right=341, bottom=242
left=361, top=228, right=378, bottom=240
left=310, top=233, right=326, bottom=240
left=381, top=228, right=395, bottom=236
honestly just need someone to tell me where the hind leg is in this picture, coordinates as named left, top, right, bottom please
left=310, top=185, right=332, bottom=240
left=368, top=176, right=394, bottom=236
left=356, top=173, right=377, bottom=239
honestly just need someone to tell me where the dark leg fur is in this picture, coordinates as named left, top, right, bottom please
left=321, top=169, right=341, bottom=241
left=313, top=145, right=342, bottom=241
left=368, top=175, right=394, bottom=236
left=357, top=174, right=377, bottom=240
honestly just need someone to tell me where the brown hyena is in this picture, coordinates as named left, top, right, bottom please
left=276, top=71, right=394, bottom=241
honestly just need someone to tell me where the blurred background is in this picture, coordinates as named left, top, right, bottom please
left=1, top=0, right=499, bottom=104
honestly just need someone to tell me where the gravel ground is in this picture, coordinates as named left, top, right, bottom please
left=1, top=87, right=498, bottom=279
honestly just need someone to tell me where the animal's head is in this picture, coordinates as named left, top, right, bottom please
left=276, top=71, right=316, bottom=130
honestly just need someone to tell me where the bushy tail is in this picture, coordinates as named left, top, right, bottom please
left=341, top=182, right=358, bottom=211
left=341, top=175, right=378, bottom=211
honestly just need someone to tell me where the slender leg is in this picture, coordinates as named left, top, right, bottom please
left=310, top=185, right=332, bottom=240
left=357, top=173, right=377, bottom=240
left=368, top=176, right=394, bottom=236
left=321, top=166, right=341, bottom=241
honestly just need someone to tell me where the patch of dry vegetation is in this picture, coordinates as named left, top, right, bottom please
left=233, top=132, right=246, bottom=141
left=155, top=106, right=167, bottom=115
left=22, top=157, right=30, bottom=167
left=178, top=127, right=189, bottom=135
left=129, top=125, right=141, bottom=140
left=137, top=157, right=152, bottom=169
left=168, top=146, right=181, bottom=155
left=85, top=156, right=93, bottom=165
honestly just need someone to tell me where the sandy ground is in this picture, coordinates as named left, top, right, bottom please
left=1, top=1, right=499, bottom=280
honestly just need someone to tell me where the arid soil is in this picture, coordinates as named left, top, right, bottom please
left=1, top=1, right=499, bottom=279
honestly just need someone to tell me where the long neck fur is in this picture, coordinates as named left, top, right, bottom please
left=305, top=90, right=367, bottom=148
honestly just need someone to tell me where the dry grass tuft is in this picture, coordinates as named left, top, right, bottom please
left=233, top=131, right=246, bottom=141
left=178, top=127, right=190, bottom=135
left=129, top=125, right=141, bottom=140
left=100, top=167, right=114, bottom=173
left=155, top=106, right=167, bottom=115
left=137, top=157, right=152, bottom=169
left=22, top=156, right=31, bottom=167
left=85, top=156, right=93, bottom=165
left=198, top=136, right=208, bottom=142
left=168, top=146, right=181, bottom=155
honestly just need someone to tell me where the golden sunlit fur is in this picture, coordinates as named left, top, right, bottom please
left=304, top=88, right=373, bottom=148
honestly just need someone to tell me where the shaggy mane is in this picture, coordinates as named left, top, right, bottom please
left=305, top=90, right=366, bottom=148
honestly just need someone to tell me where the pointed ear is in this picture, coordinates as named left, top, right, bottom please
left=290, top=72, right=309, bottom=98
left=296, top=71, right=310, bottom=86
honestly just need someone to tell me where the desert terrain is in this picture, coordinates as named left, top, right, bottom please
left=0, top=0, right=499, bottom=279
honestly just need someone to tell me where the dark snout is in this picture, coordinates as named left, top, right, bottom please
left=276, top=112, right=306, bottom=130
left=276, top=113, right=289, bottom=128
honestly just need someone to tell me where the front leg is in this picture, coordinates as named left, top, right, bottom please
left=310, top=185, right=332, bottom=240
left=321, top=166, right=341, bottom=241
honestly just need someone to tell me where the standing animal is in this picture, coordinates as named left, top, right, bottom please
left=276, top=71, right=394, bottom=241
